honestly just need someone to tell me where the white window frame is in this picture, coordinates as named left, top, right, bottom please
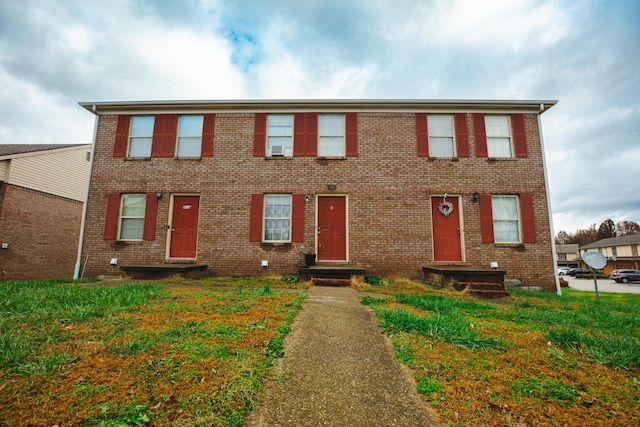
left=176, top=115, right=203, bottom=157
left=263, top=194, right=292, bottom=243
left=128, top=116, right=154, bottom=158
left=119, top=194, right=146, bottom=241
left=428, top=114, right=456, bottom=157
left=267, top=115, right=293, bottom=157
left=485, top=115, right=513, bottom=158
left=491, top=195, right=521, bottom=243
left=318, top=114, right=345, bottom=157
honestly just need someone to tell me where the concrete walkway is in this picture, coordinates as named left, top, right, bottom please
left=246, top=286, right=441, bottom=426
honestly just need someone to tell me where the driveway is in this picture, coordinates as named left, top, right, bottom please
left=563, top=274, right=640, bottom=294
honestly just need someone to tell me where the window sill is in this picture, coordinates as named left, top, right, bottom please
left=264, top=156, right=294, bottom=160
left=111, top=240, right=144, bottom=247
left=260, top=242, right=292, bottom=247
left=428, top=157, right=460, bottom=162
left=317, top=156, right=347, bottom=160
left=494, top=243, right=526, bottom=250
left=173, top=156, right=202, bottom=160
left=124, top=157, right=151, bottom=161
left=487, top=157, right=517, bottom=161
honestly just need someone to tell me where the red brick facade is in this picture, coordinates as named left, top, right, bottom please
left=0, top=184, right=83, bottom=280
left=79, top=101, right=557, bottom=291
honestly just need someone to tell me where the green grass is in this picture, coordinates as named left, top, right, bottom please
left=0, top=279, right=305, bottom=426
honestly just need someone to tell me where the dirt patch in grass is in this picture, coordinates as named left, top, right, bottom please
left=0, top=282, right=304, bottom=426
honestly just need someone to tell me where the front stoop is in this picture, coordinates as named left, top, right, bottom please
left=299, top=265, right=366, bottom=286
left=457, top=282, right=511, bottom=299
left=120, top=263, right=208, bottom=280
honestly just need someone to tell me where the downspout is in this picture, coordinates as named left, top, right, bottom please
left=74, top=106, right=99, bottom=279
left=538, top=103, right=562, bottom=295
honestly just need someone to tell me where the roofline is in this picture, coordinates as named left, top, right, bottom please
left=79, top=99, right=558, bottom=115
left=0, top=144, right=92, bottom=161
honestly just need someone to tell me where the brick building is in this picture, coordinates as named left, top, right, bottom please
left=0, top=144, right=91, bottom=280
left=78, top=100, right=558, bottom=291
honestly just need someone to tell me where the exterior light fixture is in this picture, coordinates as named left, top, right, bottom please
left=156, top=192, right=163, bottom=199
left=472, top=192, right=479, bottom=202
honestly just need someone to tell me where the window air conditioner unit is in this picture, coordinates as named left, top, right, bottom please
left=270, top=145, right=284, bottom=156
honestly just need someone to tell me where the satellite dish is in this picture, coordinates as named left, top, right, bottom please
left=582, top=252, right=607, bottom=270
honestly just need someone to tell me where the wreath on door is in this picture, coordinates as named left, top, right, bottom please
left=438, top=200, right=454, bottom=216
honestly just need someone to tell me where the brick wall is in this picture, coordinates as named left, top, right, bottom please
left=81, top=111, right=556, bottom=291
left=0, top=184, right=83, bottom=280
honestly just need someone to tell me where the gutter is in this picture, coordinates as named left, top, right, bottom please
left=73, top=107, right=98, bottom=279
left=537, top=103, right=562, bottom=295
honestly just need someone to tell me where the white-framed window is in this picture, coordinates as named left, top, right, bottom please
left=485, top=115, right=513, bottom=157
left=119, top=194, right=147, bottom=240
left=267, top=115, right=293, bottom=156
left=318, top=114, right=345, bottom=157
left=128, top=116, right=154, bottom=157
left=263, top=194, right=292, bottom=242
left=428, top=115, right=455, bottom=157
left=633, top=245, right=638, bottom=256
left=492, top=195, right=520, bottom=243
left=176, top=115, right=203, bottom=157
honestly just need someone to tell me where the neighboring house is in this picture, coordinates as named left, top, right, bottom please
left=579, top=234, right=640, bottom=274
left=78, top=99, right=558, bottom=291
left=0, top=144, right=91, bottom=280
left=555, top=244, right=579, bottom=268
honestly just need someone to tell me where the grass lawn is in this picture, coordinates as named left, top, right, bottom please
left=0, top=278, right=305, bottom=426
left=358, top=278, right=640, bottom=427
left=2, top=276, right=638, bottom=426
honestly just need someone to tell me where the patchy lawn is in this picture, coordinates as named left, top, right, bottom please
left=359, top=278, right=640, bottom=427
left=0, top=278, right=305, bottom=426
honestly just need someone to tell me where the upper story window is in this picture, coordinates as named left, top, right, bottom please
left=267, top=115, right=293, bottom=157
left=263, top=194, right=292, bottom=242
left=428, top=115, right=455, bottom=157
left=633, top=245, right=638, bottom=256
left=485, top=116, right=513, bottom=157
left=119, top=194, right=147, bottom=240
left=128, top=116, right=154, bottom=157
left=318, top=114, right=345, bottom=157
left=176, top=115, right=204, bottom=157
left=559, top=253, right=567, bottom=261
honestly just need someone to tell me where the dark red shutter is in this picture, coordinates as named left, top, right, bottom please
left=416, top=113, right=429, bottom=157
left=473, top=113, right=488, bottom=157
left=511, top=114, right=528, bottom=158
left=479, top=194, right=494, bottom=243
left=253, top=113, right=266, bottom=157
left=249, top=194, right=263, bottom=241
left=151, top=115, right=177, bottom=157
left=305, top=113, right=318, bottom=156
left=293, top=113, right=306, bottom=156
left=345, top=113, right=358, bottom=156
left=114, top=115, right=130, bottom=157
left=520, top=194, right=536, bottom=243
left=143, top=193, right=157, bottom=241
left=201, top=114, right=215, bottom=157
left=291, top=194, right=305, bottom=242
left=454, top=113, right=469, bottom=157
left=104, top=193, right=120, bottom=240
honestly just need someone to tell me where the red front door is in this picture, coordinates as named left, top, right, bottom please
left=317, top=196, right=347, bottom=261
left=432, top=196, right=462, bottom=262
left=170, top=196, right=200, bottom=258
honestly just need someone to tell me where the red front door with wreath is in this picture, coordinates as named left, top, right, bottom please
left=431, top=196, right=462, bottom=262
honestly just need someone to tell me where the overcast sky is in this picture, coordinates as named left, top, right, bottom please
left=1, top=0, right=638, bottom=234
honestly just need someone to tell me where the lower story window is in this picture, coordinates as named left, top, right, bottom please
left=264, top=194, right=291, bottom=242
left=492, top=195, right=519, bottom=243
left=120, top=194, right=147, bottom=240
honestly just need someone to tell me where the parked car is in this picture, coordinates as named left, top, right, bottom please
left=568, top=268, right=591, bottom=276
left=557, top=267, right=572, bottom=276
left=609, top=269, right=640, bottom=283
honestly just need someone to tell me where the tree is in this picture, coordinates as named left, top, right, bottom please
left=572, top=227, right=599, bottom=246
left=615, top=220, right=640, bottom=236
left=597, top=219, right=616, bottom=240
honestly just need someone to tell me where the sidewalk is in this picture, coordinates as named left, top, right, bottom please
left=246, top=286, right=441, bottom=426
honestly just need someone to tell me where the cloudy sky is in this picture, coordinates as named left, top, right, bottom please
left=1, top=0, right=638, bottom=234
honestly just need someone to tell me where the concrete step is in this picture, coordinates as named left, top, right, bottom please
left=312, top=278, right=352, bottom=287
